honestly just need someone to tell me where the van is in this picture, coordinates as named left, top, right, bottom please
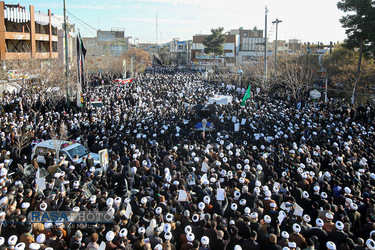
left=31, top=140, right=100, bottom=166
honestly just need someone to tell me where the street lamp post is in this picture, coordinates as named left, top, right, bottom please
left=272, top=18, right=282, bottom=80
left=264, top=7, right=268, bottom=91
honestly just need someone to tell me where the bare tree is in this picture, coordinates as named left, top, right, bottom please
left=241, top=56, right=277, bottom=93
left=50, top=122, right=70, bottom=160
left=277, top=54, right=316, bottom=101
left=13, top=126, right=33, bottom=158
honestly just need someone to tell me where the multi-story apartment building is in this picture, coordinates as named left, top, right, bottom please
left=169, top=38, right=192, bottom=66
left=0, top=1, right=60, bottom=60
left=83, top=29, right=130, bottom=57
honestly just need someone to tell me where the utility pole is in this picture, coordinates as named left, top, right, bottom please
left=264, top=6, right=268, bottom=91
left=63, top=0, right=69, bottom=107
left=156, top=9, right=158, bottom=45
left=272, top=18, right=282, bottom=80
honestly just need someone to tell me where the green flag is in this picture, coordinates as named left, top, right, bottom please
left=241, top=85, right=251, bottom=106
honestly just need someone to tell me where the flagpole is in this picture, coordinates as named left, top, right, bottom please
left=63, top=0, right=70, bottom=107
left=77, top=30, right=81, bottom=108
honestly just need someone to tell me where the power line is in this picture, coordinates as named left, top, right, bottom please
left=67, top=11, right=128, bottom=43
left=67, top=10, right=97, bottom=32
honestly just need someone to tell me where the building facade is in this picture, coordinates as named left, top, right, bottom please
left=191, top=34, right=239, bottom=70
left=83, top=29, right=129, bottom=57
left=0, top=1, right=60, bottom=60
left=229, top=27, right=267, bottom=65
left=169, top=38, right=192, bottom=66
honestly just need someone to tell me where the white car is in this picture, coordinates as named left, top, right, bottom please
left=90, top=100, right=104, bottom=109
left=31, top=140, right=100, bottom=166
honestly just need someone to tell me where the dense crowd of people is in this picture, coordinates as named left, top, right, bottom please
left=0, top=67, right=374, bottom=250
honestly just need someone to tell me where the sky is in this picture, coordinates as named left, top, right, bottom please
left=5, top=0, right=348, bottom=45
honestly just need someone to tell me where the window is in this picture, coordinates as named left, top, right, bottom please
left=67, top=145, right=90, bottom=159
left=35, top=147, right=49, bottom=156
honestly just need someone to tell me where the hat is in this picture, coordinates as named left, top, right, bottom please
left=186, top=233, right=195, bottom=242
left=0, top=196, right=8, bottom=205
left=270, top=202, right=276, bottom=208
left=281, top=231, right=289, bottom=239
left=239, top=199, right=246, bottom=206
left=313, top=186, right=320, bottom=192
left=288, top=242, right=297, bottom=248
left=21, top=202, right=30, bottom=209
left=185, top=225, right=192, bottom=234
left=141, top=197, right=147, bottom=204
left=74, top=230, right=83, bottom=238
left=138, top=227, right=145, bottom=234
left=114, top=197, right=121, bottom=205
left=335, top=221, right=344, bottom=230
left=231, top=203, right=238, bottom=211
left=192, top=214, right=199, bottom=222
left=234, top=190, right=241, bottom=199
left=366, top=239, right=375, bottom=250
left=326, top=213, right=333, bottom=220
left=36, top=234, right=45, bottom=244
left=39, top=203, right=47, bottom=211
left=164, top=232, right=172, bottom=241
left=303, top=214, right=311, bottom=223
left=73, top=181, right=79, bottom=188
left=106, top=231, right=115, bottom=241
left=72, top=206, right=80, bottom=212
left=203, top=196, right=210, bottom=204
left=90, top=195, right=96, bottom=203
left=250, top=212, right=258, bottom=219
left=184, top=210, right=190, bottom=218
left=44, top=222, right=52, bottom=229
left=234, top=245, right=242, bottom=250
left=302, top=191, right=309, bottom=198
left=155, top=207, right=162, bottom=215
left=165, top=213, right=173, bottom=222
left=15, top=243, right=25, bottom=250
left=29, top=243, right=40, bottom=250
left=164, top=223, right=171, bottom=233
left=201, top=236, right=209, bottom=245
left=350, top=203, right=358, bottom=210
left=244, top=207, right=251, bottom=214
left=154, top=244, right=162, bottom=250
left=264, top=215, right=271, bottom=223
left=8, top=235, right=18, bottom=246
left=321, top=192, right=328, bottom=199
left=293, top=223, right=301, bottom=233
left=316, top=218, right=324, bottom=227
left=198, top=202, right=205, bottom=211
left=344, top=187, right=351, bottom=194
left=229, top=220, right=235, bottom=225
left=106, top=198, right=114, bottom=207
left=326, top=241, right=336, bottom=250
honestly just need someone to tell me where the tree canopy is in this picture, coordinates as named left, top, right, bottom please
left=203, top=27, right=226, bottom=56
left=337, top=0, right=375, bottom=103
left=337, top=0, right=375, bottom=58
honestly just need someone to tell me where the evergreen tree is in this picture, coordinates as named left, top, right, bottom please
left=203, top=27, right=226, bottom=70
left=337, top=0, right=375, bottom=103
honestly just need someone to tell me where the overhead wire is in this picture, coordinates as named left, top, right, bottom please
left=67, top=10, right=127, bottom=43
